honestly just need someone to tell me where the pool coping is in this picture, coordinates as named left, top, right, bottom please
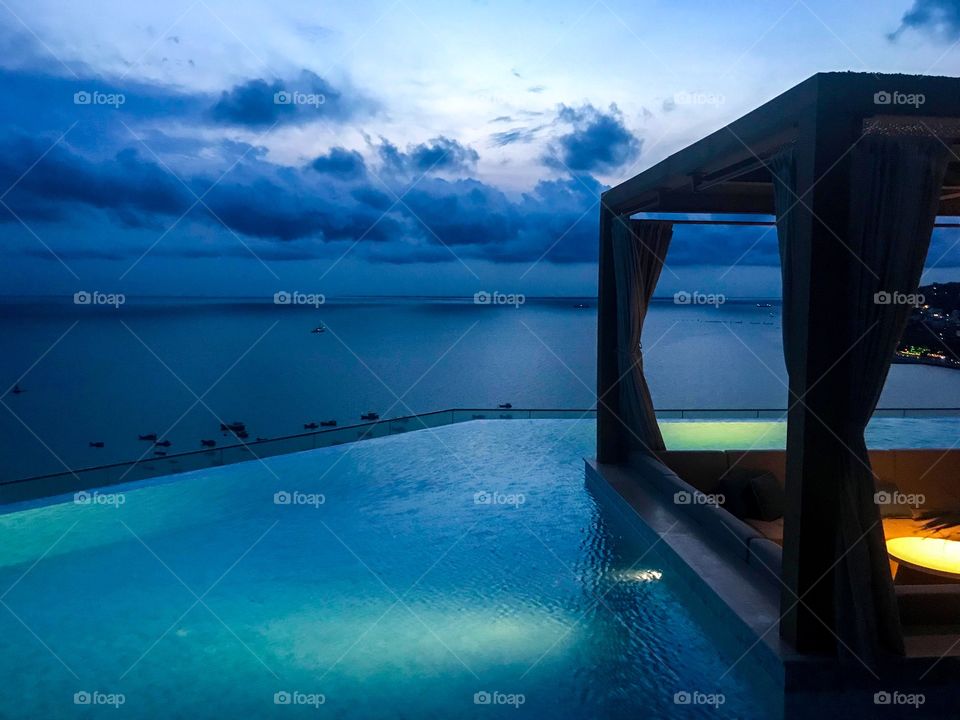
left=585, top=459, right=788, bottom=666
left=585, top=458, right=960, bottom=718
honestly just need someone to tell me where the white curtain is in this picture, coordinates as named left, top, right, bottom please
left=611, top=219, right=673, bottom=454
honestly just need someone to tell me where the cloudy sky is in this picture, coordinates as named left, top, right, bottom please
left=2, top=0, right=960, bottom=297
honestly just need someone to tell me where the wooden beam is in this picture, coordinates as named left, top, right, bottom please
left=601, top=77, right=813, bottom=214
left=644, top=189, right=775, bottom=215
left=596, top=206, right=623, bottom=463
left=604, top=72, right=960, bottom=218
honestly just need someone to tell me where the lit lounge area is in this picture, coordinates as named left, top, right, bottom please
left=587, top=72, right=960, bottom=716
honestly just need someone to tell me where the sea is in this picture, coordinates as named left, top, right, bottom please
left=2, top=295, right=959, bottom=481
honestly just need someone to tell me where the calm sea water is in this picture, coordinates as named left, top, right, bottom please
left=2, top=296, right=959, bottom=481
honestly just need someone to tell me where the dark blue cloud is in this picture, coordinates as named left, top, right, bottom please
left=0, top=124, right=798, bottom=270
left=490, top=126, right=545, bottom=147
left=890, top=0, right=960, bottom=39
left=544, top=103, right=641, bottom=174
left=378, top=136, right=480, bottom=174
left=0, top=67, right=797, bottom=271
left=351, top=186, right=393, bottom=210
left=310, top=148, right=367, bottom=178
left=210, top=70, right=369, bottom=126
left=0, top=134, right=193, bottom=224
left=0, top=132, right=398, bottom=245
left=0, top=67, right=368, bottom=142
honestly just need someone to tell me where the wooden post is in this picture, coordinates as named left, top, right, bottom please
left=596, top=205, right=624, bottom=464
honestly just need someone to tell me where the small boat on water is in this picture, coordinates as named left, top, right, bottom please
left=88, top=441, right=104, bottom=448
left=361, top=412, right=380, bottom=421
left=220, top=422, right=246, bottom=432
left=498, top=403, right=513, bottom=409
left=155, top=440, right=171, bottom=447
left=138, top=433, right=157, bottom=442
left=201, top=439, right=216, bottom=447
left=304, top=422, right=319, bottom=430
left=573, top=303, right=589, bottom=309
left=11, top=384, right=24, bottom=395
left=756, top=302, right=773, bottom=308
left=320, top=420, right=337, bottom=427
left=311, top=324, right=326, bottom=334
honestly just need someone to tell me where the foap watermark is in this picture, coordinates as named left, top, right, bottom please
left=74, top=290, right=125, bottom=308
left=273, top=290, right=325, bottom=308
left=74, top=691, right=125, bottom=708
left=673, top=690, right=725, bottom=709
left=674, top=490, right=724, bottom=508
left=473, top=691, right=525, bottom=708
left=73, top=90, right=125, bottom=108
left=673, top=290, right=725, bottom=308
left=274, top=490, right=325, bottom=508
left=873, top=690, right=925, bottom=709
left=673, top=91, right=725, bottom=107
left=474, top=291, right=525, bottom=308
left=873, top=90, right=925, bottom=108
left=874, top=490, right=925, bottom=509
left=74, top=490, right=126, bottom=508
left=273, top=690, right=325, bottom=708
left=273, top=90, right=326, bottom=108
left=474, top=490, right=526, bottom=508
left=874, top=291, right=924, bottom=307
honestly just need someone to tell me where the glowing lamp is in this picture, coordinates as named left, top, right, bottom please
left=886, top=537, right=960, bottom=579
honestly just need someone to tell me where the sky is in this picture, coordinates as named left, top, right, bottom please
left=2, top=0, right=960, bottom=298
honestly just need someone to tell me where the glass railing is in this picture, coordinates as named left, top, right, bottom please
left=2, top=407, right=958, bottom=505
left=0, top=408, right=598, bottom=504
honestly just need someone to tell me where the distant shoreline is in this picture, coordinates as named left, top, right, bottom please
left=893, top=355, right=960, bottom=371
left=0, top=294, right=783, bottom=304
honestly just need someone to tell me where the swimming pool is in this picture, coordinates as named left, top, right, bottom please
left=0, top=420, right=776, bottom=718
left=659, top=417, right=960, bottom=450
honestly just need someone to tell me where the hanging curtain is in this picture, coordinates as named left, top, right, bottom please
left=771, top=151, right=803, bottom=384
left=832, top=136, right=949, bottom=659
left=611, top=218, right=673, bottom=454
left=772, top=137, right=949, bottom=661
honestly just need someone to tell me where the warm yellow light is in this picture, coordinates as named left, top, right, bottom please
left=886, top=537, right=960, bottom=577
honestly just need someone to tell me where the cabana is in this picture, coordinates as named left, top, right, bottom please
left=590, top=72, right=960, bottom=710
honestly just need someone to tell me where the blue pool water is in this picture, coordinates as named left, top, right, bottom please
left=0, top=420, right=776, bottom=718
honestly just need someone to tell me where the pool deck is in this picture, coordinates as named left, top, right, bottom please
left=585, top=458, right=960, bottom=719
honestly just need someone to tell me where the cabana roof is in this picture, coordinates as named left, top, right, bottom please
left=604, top=72, right=960, bottom=218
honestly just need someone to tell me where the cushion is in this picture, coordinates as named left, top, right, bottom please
left=745, top=471, right=784, bottom=520
left=657, top=451, right=728, bottom=493
left=717, top=470, right=784, bottom=521
left=745, top=517, right=785, bottom=545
